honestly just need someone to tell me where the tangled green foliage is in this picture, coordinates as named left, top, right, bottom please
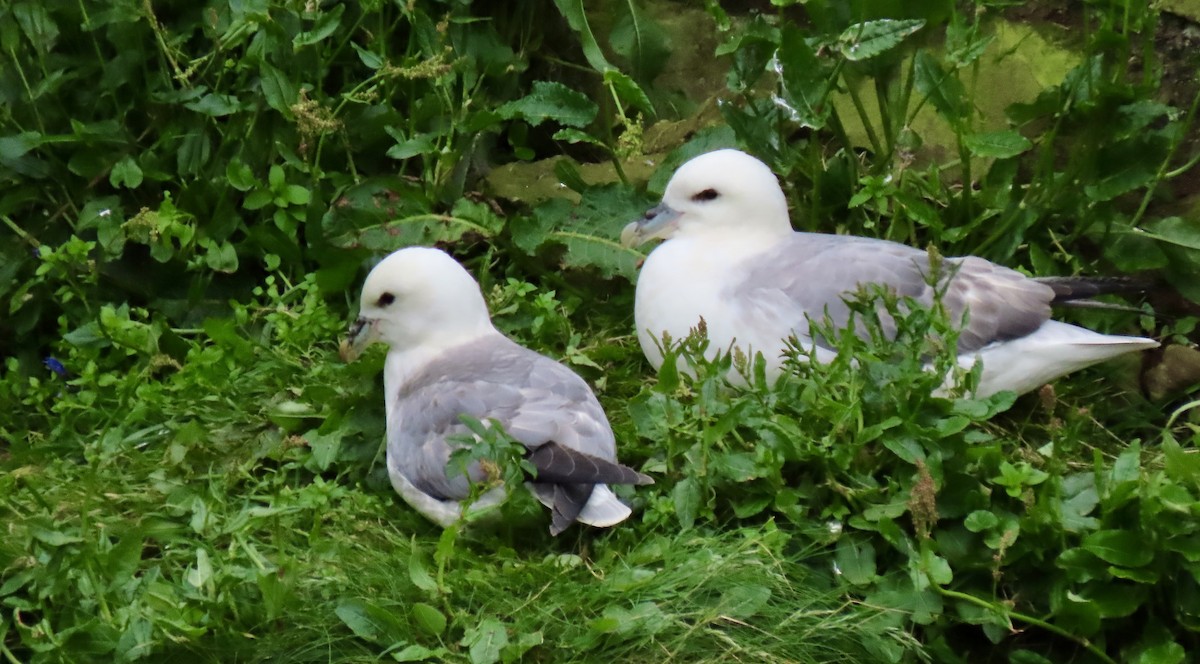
left=3, top=0, right=1200, bottom=662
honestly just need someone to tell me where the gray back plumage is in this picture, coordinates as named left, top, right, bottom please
left=736, top=233, right=1055, bottom=352
left=391, top=335, right=615, bottom=501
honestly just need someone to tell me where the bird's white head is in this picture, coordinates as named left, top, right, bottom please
left=621, top=149, right=791, bottom=247
left=339, top=247, right=495, bottom=361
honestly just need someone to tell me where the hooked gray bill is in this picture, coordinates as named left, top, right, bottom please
left=339, top=316, right=377, bottom=362
left=620, top=202, right=682, bottom=248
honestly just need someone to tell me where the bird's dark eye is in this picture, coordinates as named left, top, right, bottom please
left=692, top=188, right=719, bottom=202
left=376, top=292, right=396, bottom=307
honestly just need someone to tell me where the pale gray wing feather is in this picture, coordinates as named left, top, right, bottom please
left=391, top=335, right=616, bottom=501
left=736, top=233, right=1055, bottom=352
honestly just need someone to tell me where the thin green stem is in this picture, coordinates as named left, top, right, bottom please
left=1129, top=83, right=1200, bottom=228
left=937, top=586, right=1117, bottom=664
left=844, top=73, right=883, bottom=157
left=1, top=215, right=42, bottom=248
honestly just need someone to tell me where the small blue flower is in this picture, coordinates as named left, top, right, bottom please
left=43, top=357, right=69, bottom=378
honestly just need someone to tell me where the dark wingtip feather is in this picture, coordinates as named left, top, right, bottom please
left=527, top=442, right=651, bottom=486
left=547, top=483, right=592, bottom=536
left=1036, top=275, right=1155, bottom=303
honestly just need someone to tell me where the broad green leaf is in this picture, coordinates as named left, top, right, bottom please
left=551, top=0, right=613, bottom=73
left=385, top=132, right=436, bottom=160
left=945, top=23, right=994, bottom=67
left=920, top=547, right=952, bottom=585
left=280, top=184, right=311, bottom=206
left=109, top=155, right=143, bottom=189
left=411, top=603, right=446, bottom=636
left=302, top=428, right=340, bottom=471
left=673, top=476, right=700, bottom=530
left=1058, top=473, right=1099, bottom=533
left=719, top=584, right=771, bottom=619
left=913, top=51, right=967, bottom=126
left=244, top=189, right=273, bottom=210
left=1080, top=582, right=1146, bottom=618
left=226, top=158, right=257, bottom=191
left=177, top=131, right=212, bottom=176
left=964, top=130, right=1032, bottom=159
left=502, top=630, right=544, bottom=663
left=259, top=61, right=297, bottom=116
left=604, top=70, right=654, bottom=117
left=608, top=0, right=671, bottom=81
left=203, top=239, right=239, bottom=273
left=409, top=546, right=438, bottom=594
left=335, top=598, right=407, bottom=646
left=551, top=128, right=605, bottom=147
left=13, top=3, right=59, bottom=53
left=964, top=510, right=998, bottom=532
left=185, top=548, right=213, bottom=589
left=497, top=81, right=598, bottom=128
left=836, top=19, right=924, bottom=61
left=185, top=93, right=241, bottom=117
left=776, top=26, right=833, bottom=129
left=394, top=645, right=444, bottom=662
left=1133, top=640, right=1186, bottom=664
left=835, top=537, right=877, bottom=585
left=1081, top=530, right=1154, bottom=568
left=461, top=618, right=508, bottom=664
left=293, top=4, right=345, bottom=48
left=1136, top=217, right=1200, bottom=252
left=351, top=42, right=384, bottom=70
left=31, top=527, right=83, bottom=546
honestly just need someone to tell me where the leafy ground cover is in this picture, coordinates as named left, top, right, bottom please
left=3, top=0, right=1200, bottom=662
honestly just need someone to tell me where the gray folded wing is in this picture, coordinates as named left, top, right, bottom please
left=736, top=233, right=1056, bottom=353
left=390, top=335, right=641, bottom=506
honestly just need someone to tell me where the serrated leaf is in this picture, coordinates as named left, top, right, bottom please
left=513, top=184, right=652, bottom=280
left=836, top=19, right=924, bottom=61
left=914, top=51, right=967, bottom=126
left=776, top=26, right=833, bottom=130
left=497, top=81, right=598, bottom=128
left=964, top=130, right=1032, bottom=158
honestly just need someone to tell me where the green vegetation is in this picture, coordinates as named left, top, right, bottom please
left=3, top=0, right=1199, bottom=662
